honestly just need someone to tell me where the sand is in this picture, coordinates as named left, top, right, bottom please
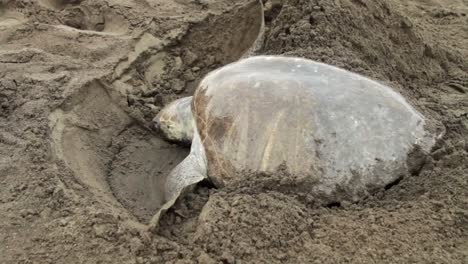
left=0, top=0, right=467, bottom=263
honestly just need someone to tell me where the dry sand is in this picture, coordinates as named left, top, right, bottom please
left=0, top=0, right=467, bottom=263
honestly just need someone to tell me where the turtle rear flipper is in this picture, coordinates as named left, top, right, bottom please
left=149, top=131, right=207, bottom=229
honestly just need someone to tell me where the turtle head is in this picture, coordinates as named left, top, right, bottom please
left=153, top=96, right=194, bottom=146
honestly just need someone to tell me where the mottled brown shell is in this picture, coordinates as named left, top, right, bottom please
left=192, top=56, right=434, bottom=199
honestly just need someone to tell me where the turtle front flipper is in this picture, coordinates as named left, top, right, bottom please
left=149, top=131, right=207, bottom=229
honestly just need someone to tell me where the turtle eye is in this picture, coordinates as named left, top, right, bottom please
left=153, top=120, right=161, bottom=131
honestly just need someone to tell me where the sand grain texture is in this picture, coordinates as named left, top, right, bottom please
left=0, top=0, right=467, bottom=263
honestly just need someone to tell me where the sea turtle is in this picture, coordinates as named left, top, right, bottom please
left=150, top=55, right=435, bottom=225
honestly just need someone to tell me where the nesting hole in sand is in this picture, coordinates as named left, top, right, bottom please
left=49, top=81, right=189, bottom=223
left=48, top=0, right=264, bottom=224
